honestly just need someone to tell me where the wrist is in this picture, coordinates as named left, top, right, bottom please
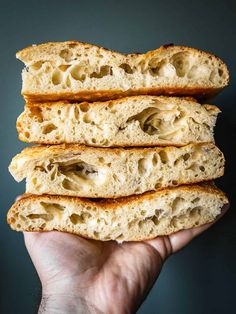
left=39, top=292, right=104, bottom=314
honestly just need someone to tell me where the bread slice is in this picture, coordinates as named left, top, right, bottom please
left=9, top=143, right=225, bottom=198
left=7, top=184, right=228, bottom=242
left=16, top=42, right=229, bottom=102
left=17, top=95, right=220, bottom=146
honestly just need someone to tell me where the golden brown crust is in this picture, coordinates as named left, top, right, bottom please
left=23, top=86, right=224, bottom=103
left=8, top=183, right=228, bottom=212
left=23, top=94, right=220, bottom=111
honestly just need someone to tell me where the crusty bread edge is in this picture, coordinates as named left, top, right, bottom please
left=8, top=183, right=228, bottom=210
left=11, top=142, right=222, bottom=158
left=23, top=94, right=221, bottom=111
left=22, top=86, right=225, bottom=103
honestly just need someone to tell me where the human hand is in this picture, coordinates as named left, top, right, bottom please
left=24, top=205, right=228, bottom=314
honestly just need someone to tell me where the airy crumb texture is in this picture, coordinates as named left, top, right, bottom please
left=7, top=184, right=228, bottom=242
left=16, top=41, right=229, bottom=101
left=17, top=95, right=220, bottom=146
left=9, top=143, right=225, bottom=198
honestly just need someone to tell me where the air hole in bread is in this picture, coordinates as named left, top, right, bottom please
left=187, top=162, right=199, bottom=171
left=128, top=107, right=162, bottom=135
left=172, top=180, right=178, bottom=185
left=183, top=153, right=190, bottom=161
left=98, top=157, right=104, bottom=163
left=52, top=70, right=63, bottom=85
left=27, top=213, right=53, bottom=221
left=101, top=139, right=109, bottom=146
left=31, top=61, right=44, bottom=70
left=134, top=187, right=142, bottom=193
left=148, top=59, right=164, bottom=76
left=59, top=65, right=71, bottom=71
left=58, top=161, right=98, bottom=179
left=187, top=65, right=210, bottom=79
left=138, top=221, right=145, bottom=228
left=218, top=68, right=223, bottom=77
left=171, top=215, right=185, bottom=228
left=189, top=206, right=202, bottom=218
left=62, top=179, right=79, bottom=191
left=60, top=49, right=73, bottom=62
left=44, top=65, right=51, bottom=73
left=32, top=177, right=37, bottom=185
left=83, top=113, right=92, bottom=123
left=138, top=158, right=146, bottom=175
left=24, top=131, right=30, bottom=138
left=40, top=202, right=65, bottom=216
left=112, top=173, right=119, bottom=181
left=151, top=215, right=159, bottom=225
left=90, top=65, right=113, bottom=78
left=159, top=150, right=168, bottom=164
left=69, top=213, right=84, bottom=224
left=79, top=103, right=90, bottom=112
left=70, top=65, right=86, bottom=81
left=66, top=76, right=72, bottom=87
left=107, top=101, right=114, bottom=109
left=10, top=217, right=16, bottom=224
left=171, top=52, right=192, bottom=77
left=199, top=166, right=205, bottom=172
left=192, top=197, right=200, bottom=203
left=93, top=231, right=99, bottom=238
left=42, top=123, right=57, bottom=134
left=29, top=106, right=43, bottom=122
left=152, top=153, right=159, bottom=166
left=155, top=183, right=162, bottom=189
left=55, top=161, right=102, bottom=192
left=172, top=197, right=185, bottom=214
left=119, top=63, right=133, bottom=74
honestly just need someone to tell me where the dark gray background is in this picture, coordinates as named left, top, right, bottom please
left=0, top=0, right=235, bottom=313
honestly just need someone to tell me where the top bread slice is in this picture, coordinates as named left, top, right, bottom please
left=16, top=41, right=229, bottom=102
left=17, top=95, right=220, bottom=146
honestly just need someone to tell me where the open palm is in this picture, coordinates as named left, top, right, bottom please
left=24, top=205, right=227, bottom=314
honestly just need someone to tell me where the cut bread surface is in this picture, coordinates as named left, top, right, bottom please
left=9, top=143, right=225, bottom=198
left=17, top=42, right=229, bottom=101
left=7, top=184, right=228, bottom=242
left=17, top=96, right=220, bottom=146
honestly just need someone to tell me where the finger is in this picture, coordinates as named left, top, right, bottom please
left=169, top=203, right=229, bottom=253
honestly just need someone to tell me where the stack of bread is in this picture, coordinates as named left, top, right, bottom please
left=8, top=42, right=229, bottom=242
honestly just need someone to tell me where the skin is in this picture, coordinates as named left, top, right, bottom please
left=24, top=205, right=228, bottom=314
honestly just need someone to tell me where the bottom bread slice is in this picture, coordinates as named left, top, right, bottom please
left=7, top=184, right=228, bottom=242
